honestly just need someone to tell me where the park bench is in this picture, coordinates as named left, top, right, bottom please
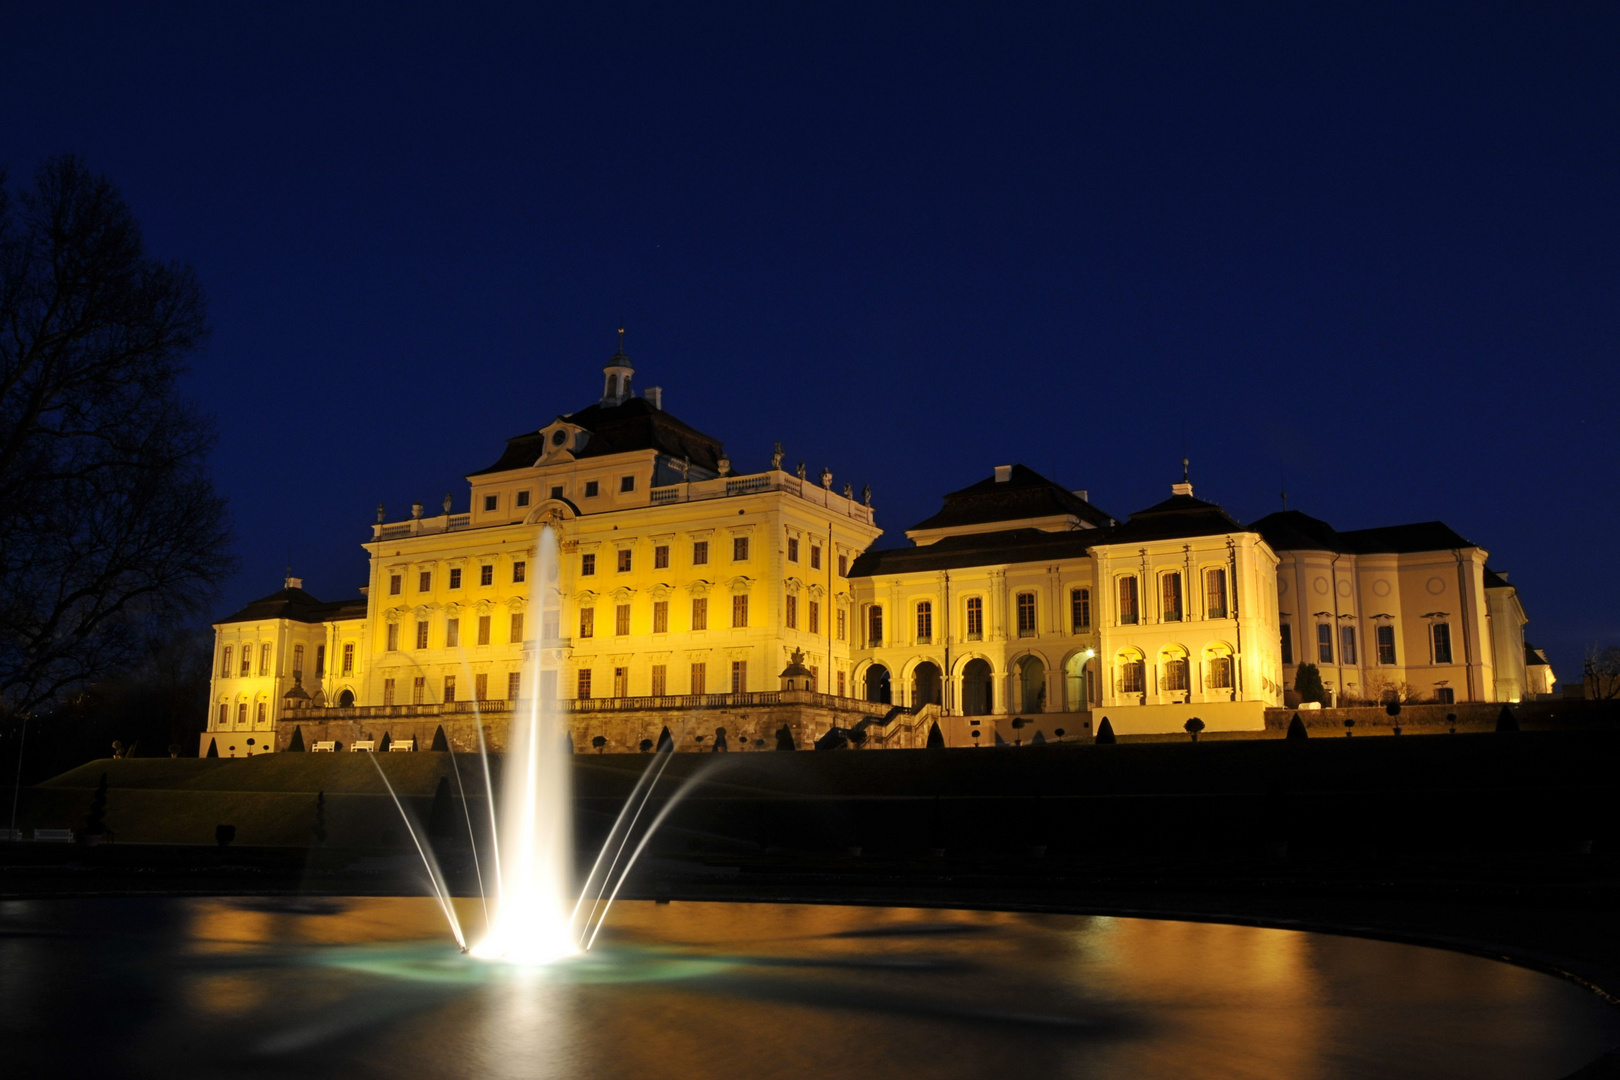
left=0, top=828, right=23, bottom=841
left=388, top=739, right=415, bottom=752
left=350, top=740, right=376, bottom=752
left=311, top=741, right=336, bottom=752
left=34, top=828, right=74, bottom=842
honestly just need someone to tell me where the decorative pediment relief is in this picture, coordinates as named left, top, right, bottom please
left=783, top=576, right=802, bottom=594
left=649, top=583, right=673, bottom=600
left=505, top=596, right=527, bottom=610
left=687, top=579, right=712, bottom=596
left=610, top=587, right=634, bottom=603
left=727, top=576, right=753, bottom=594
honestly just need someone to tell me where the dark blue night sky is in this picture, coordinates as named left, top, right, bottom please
left=4, top=3, right=1616, bottom=680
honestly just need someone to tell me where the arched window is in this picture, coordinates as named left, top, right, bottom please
left=1163, top=654, right=1189, bottom=691
left=1208, top=656, right=1233, bottom=689
left=915, top=601, right=932, bottom=644
left=1119, top=655, right=1145, bottom=694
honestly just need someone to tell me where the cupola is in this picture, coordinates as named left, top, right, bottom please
left=779, top=648, right=815, bottom=692
left=601, top=329, right=634, bottom=406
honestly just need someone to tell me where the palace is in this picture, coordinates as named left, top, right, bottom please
left=200, top=344, right=1540, bottom=757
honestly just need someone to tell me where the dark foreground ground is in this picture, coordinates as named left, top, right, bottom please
left=5, top=730, right=1620, bottom=1075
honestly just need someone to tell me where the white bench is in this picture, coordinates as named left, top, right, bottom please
left=0, top=828, right=23, bottom=841
left=34, top=828, right=74, bottom=843
left=311, top=741, right=337, bottom=753
left=350, top=740, right=376, bottom=752
left=388, top=739, right=415, bottom=752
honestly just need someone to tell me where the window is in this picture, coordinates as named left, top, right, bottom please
left=257, top=702, right=267, bottom=725
left=240, top=648, right=251, bottom=676
left=1164, top=658, right=1189, bottom=691
left=550, top=485, right=563, bottom=500
left=217, top=702, right=227, bottom=727
left=237, top=702, right=248, bottom=726
left=260, top=643, right=271, bottom=675
left=613, top=666, right=628, bottom=696
left=576, top=669, right=592, bottom=699
left=542, top=609, right=559, bottom=640
left=1118, top=577, right=1139, bottom=625
left=1161, top=573, right=1183, bottom=622
left=478, top=614, right=491, bottom=646
left=785, top=594, right=798, bottom=629
left=732, top=594, right=749, bottom=627
left=653, top=600, right=668, bottom=633
left=620, top=475, right=635, bottom=493
left=787, top=537, right=799, bottom=562
left=690, top=662, right=706, bottom=695
left=342, top=643, right=354, bottom=675
left=475, top=673, right=488, bottom=701
left=1317, top=624, right=1333, bottom=664
left=293, top=644, right=304, bottom=676
left=584, top=480, right=599, bottom=498
left=617, top=549, right=631, bottom=573
left=1279, top=624, right=1293, bottom=665
left=221, top=646, right=232, bottom=677
left=868, top=606, right=883, bottom=646
left=654, top=544, right=669, bottom=569
left=651, top=664, right=667, bottom=696
left=837, top=606, right=847, bottom=641
left=1209, top=656, right=1233, bottom=689
left=419, top=570, right=432, bottom=592
left=1071, top=588, right=1091, bottom=631
left=510, top=612, right=524, bottom=642
left=615, top=604, right=630, bottom=635
left=733, top=536, right=749, bottom=561
left=507, top=672, right=521, bottom=700
left=808, top=599, right=820, bottom=635
left=731, top=660, right=747, bottom=694
left=1376, top=625, right=1397, bottom=665
left=383, top=678, right=395, bottom=706
left=412, top=676, right=425, bottom=704
left=512, top=561, right=526, bottom=583
left=1433, top=686, right=1455, bottom=704
left=838, top=553, right=848, bottom=576
left=480, top=565, right=493, bottom=587
left=1016, top=593, right=1037, bottom=637
left=449, top=567, right=462, bottom=589
left=516, top=490, right=530, bottom=507
left=389, top=574, right=402, bottom=596
left=966, top=597, right=984, bottom=640
left=809, top=665, right=819, bottom=691
left=692, top=540, right=709, bottom=565
left=810, top=545, right=821, bottom=570
left=579, top=607, right=595, bottom=638
left=838, top=670, right=847, bottom=697
left=1121, top=660, right=1145, bottom=693
left=581, top=553, right=595, bottom=576
left=484, top=494, right=498, bottom=511
left=444, top=675, right=456, bottom=703
left=1432, top=623, right=1453, bottom=664
left=1340, top=625, right=1357, bottom=665
left=1205, top=568, right=1227, bottom=619
left=446, top=618, right=460, bottom=648
left=316, top=644, right=326, bottom=676
left=691, top=596, right=708, bottom=630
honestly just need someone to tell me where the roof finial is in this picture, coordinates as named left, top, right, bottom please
left=617, top=326, right=625, bottom=354
left=1182, top=456, right=1190, bottom=484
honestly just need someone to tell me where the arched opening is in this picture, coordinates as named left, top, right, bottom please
left=912, top=661, right=942, bottom=707
left=1064, top=653, right=1091, bottom=712
left=1017, top=655, right=1047, bottom=713
left=864, top=664, right=891, bottom=705
left=337, top=688, right=355, bottom=708
left=962, top=659, right=993, bottom=716
left=1160, top=647, right=1189, bottom=699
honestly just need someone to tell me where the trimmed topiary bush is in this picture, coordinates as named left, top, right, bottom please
left=1286, top=712, right=1308, bottom=740
left=926, top=722, right=945, bottom=749
left=1497, top=706, right=1519, bottom=733
left=1184, top=716, right=1205, bottom=742
left=1095, top=716, right=1116, bottom=744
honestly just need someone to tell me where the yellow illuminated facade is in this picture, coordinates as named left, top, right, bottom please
left=200, top=345, right=1538, bottom=757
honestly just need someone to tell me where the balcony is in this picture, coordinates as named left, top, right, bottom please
left=373, top=513, right=472, bottom=540
left=314, top=689, right=895, bottom=720
left=648, top=469, right=875, bottom=524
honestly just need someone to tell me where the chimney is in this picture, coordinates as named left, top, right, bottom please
left=644, top=386, right=663, bottom=410
left=284, top=575, right=303, bottom=590
left=1071, top=489, right=1088, bottom=502
left=993, top=465, right=1012, bottom=483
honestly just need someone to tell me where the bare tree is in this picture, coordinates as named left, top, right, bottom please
left=0, top=156, right=232, bottom=717
left=1585, top=645, right=1620, bottom=701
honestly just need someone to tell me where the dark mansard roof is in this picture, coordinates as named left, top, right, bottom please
left=218, top=586, right=367, bottom=625
left=1251, top=510, right=1477, bottom=555
left=470, top=396, right=725, bottom=476
left=906, top=465, right=1115, bottom=533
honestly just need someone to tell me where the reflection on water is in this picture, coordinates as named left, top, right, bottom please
left=0, top=897, right=1615, bottom=1079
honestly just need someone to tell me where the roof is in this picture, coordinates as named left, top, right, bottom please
left=470, top=396, right=725, bottom=476
left=1104, top=491, right=1244, bottom=544
left=218, top=586, right=367, bottom=626
left=852, top=528, right=1098, bottom=576
left=1483, top=567, right=1512, bottom=590
left=1252, top=510, right=1477, bottom=555
left=1525, top=642, right=1551, bottom=667
left=907, top=465, right=1113, bottom=533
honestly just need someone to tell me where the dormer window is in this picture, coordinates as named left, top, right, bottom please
left=484, top=494, right=498, bottom=511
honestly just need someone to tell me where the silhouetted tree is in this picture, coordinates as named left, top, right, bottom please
left=848, top=725, right=868, bottom=749
left=1184, top=716, right=1205, bottom=742
left=775, top=724, right=796, bottom=751
left=1343, top=717, right=1355, bottom=737
left=1496, top=705, right=1519, bottom=733
left=1010, top=717, right=1026, bottom=746
left=1095, top=716, right=1116, bottom=744
left=427, top=775, right=453, bottom=839
left=81, top=771, right=108, bottom=838
left=638, top=738, right=653, bottom=753
left=712, top=727, right=728, bottom=752
left=378, top=732, right=392, bottom=752
left=926, top=722, right=945, bottom=749
left=656, top=726, right=673, bottom=751
left=287, top=725, right=305, bottom=752
left=1053, top=727, right=1066, bottom=743
left=1286, top=712, right=1308, bottom=740
left=1293, top=663, right=1326, bottom=705
left=1447, top=711, right=1457, bottom=734
left=205, top=737, right=217, bottom=758
left=312, top=790, right=327, bottom=845
left=1584, top=645, right=1620, bottom=700
left=591, top=734, right=607, bottom=753
left=430, top=725, right=448, bottom=752
left=0, top=156, right=233, bottom=718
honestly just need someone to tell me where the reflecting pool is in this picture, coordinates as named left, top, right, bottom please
left=1, top=897, right=1615, bottom=1079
